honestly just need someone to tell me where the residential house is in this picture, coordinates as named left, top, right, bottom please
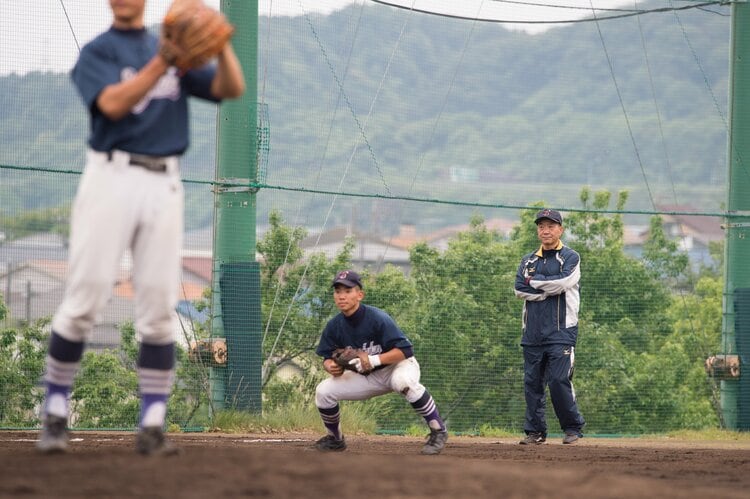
left=300, top=226, right=411, bottom=272
left=624, top=205, right=724, bottom=267
left=0, top=234, right=215, bottom=351
left=300, top=218, right=518, bottom=274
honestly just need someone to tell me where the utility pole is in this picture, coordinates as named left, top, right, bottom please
left=210, top=0, right=261, bottom=412
left=721, top=0, right=750, bottom=430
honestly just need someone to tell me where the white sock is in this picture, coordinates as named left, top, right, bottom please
left=46, top=393, right=68, bottom=418
left=141, top=401, right=167, bottom=428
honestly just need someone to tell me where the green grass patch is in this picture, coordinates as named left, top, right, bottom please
left=661, top=428, right=750, bottom=441
left=208, top=400, right=379, bottom=435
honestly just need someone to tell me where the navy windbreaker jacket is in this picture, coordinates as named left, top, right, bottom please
left=514, top=241, right=580, bottom=346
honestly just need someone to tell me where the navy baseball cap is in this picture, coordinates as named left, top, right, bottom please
left=332, top=269, right=363, bottom=288
left=535, top=208, right=563, bottom=225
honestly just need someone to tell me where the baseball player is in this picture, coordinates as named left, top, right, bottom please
left=514, top=209, right=585, bottom=445
left=314, top=270, right=448, bottom=455
left=36, top=0, right=244, bottom=455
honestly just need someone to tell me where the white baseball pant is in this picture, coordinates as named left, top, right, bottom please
left=316, top=356, right=427, bottom=408
left=52, top=149, right=183, bottom=345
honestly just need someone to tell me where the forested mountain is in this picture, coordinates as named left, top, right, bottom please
left=0, top=2, right=731, bottom=231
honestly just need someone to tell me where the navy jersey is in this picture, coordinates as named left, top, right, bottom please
left=316, top=304, right=413, bottom=359
left=71, top=27, right=218, bottom=156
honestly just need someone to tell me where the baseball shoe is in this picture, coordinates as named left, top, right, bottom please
left=315, top=434, right=347, bottom=452
left=37, top=414, right=69, bottom=454
left=519, top=432, right=546, bottom=445
left=563, top=432, right=581, bottom=444
left=421, top=428, right=448, bottom=455
left=136, top=427, right=180, bottom=456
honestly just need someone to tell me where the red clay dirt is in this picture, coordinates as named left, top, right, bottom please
left=1, top=431, right=748, bottom=498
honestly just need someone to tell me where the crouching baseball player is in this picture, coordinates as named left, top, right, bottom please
left=314, top=270, right=448, bottom=455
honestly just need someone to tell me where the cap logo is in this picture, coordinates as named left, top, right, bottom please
left=338, top=271, right=349, bottom=279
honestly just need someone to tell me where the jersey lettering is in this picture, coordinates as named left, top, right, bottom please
left=361, top=340, right=383, bottom=356
left=122, top=67, right=181, bottom=114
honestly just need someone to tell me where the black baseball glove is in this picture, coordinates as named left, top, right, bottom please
left=331, top=347, right=374, bottom=374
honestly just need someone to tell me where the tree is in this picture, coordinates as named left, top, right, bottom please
left=642, top=215, right=690, bottom=283
left=401, top=215, right=525, bottom=431
left=69, top=323, right=137, bottom=428
left=0, top=206, right=70, bottom=243
left=665, top=275, right=724, bottom=426
left=565, top=189, right=672, bottom=349
left=560, top=189, right=718, bottom=431
left=0, top=196, right=725, bottom=433
left=0, top=321, right=47, bottom=425
left=257, top=210, right=357, bottom=386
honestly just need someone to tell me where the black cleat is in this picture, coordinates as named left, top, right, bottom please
left=37, top=414, right=69, bottom=454
left=421, top=429, right=448, bottom=455
left=136, top=427, right=180, bottom=456
left=315, top=434, right=347, bottom=452
left=519, top=432, right=546, bottom=445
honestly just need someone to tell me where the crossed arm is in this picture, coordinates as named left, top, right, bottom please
left=514, top=253, right=580, bottom=301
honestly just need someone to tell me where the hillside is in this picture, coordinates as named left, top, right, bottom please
left=0, top=2, right=731, bottom=231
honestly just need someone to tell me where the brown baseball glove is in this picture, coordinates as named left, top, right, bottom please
left=160, top=0, right=235, bottom=71
left=331, top=347, right=374, bottom=374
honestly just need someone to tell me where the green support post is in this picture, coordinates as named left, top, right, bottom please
left=722, top=0, right=750, bottom=430
left=209, top=0, right=261, bottom=413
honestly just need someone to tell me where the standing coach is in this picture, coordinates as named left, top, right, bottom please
left=514, top=208, right=585, bottom=445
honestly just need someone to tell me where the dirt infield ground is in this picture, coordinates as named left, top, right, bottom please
left=1, top=431, right=749, bottom=499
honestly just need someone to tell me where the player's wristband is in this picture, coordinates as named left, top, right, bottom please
left=368, top=355, right=382, bottom=368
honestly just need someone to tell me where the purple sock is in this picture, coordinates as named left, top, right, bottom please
left=318, top=405, right=342, bottom=440
left=411, top=391, right=445, bottom=431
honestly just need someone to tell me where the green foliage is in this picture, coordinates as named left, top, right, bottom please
left=0, top=188, right=729, bottom=434
left=404, top=215, right=525, bottom=431
left=256, top=209, right=356, bottom=386
left=70, top=322, right=138, bottom=428
left=699, top=239, right=725, bottom=277
left=240, top=196, right=724, bottom=434
left=0, top=322, right=47, bottom=425
left=256, top=210, right=307, bottom=278
left=71, top=350, right=139, bottom=428
left=0, top=205, right=70, bottom=242
left=642, top=215, right=690, bottom=281
left=168, top=344, right=212, bottom=428
left=360, top=265, right=416, bottom=318
left=566, top=189, right=672, bottom=347
left=0, top=0, right=735, bottom=437
left=666, top=275, right=724, bottom=424
left=0, top=5, right=730, bottom=227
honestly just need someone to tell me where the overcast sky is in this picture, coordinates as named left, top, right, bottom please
left=1, top=0, right=636, bottom=75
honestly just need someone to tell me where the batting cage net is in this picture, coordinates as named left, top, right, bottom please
left=0, top=0, right=744, bottom=436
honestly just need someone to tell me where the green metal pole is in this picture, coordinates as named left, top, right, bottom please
left=210, top=0, right=261, bottom=412
left=722, top=1, right=750, bottom=430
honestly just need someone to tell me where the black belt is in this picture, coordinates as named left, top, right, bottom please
left=107, top=151, right=169, bottom=173
left=128, top=154, right=169, bottom=173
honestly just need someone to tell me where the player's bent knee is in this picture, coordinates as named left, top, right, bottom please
left=315, top=378, right=339, bottom=408
left=391, top=375, right=423, bottom=400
